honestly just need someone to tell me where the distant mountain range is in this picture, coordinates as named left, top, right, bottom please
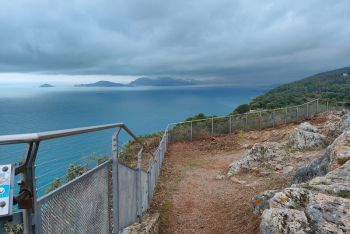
left=75, top=77, right=197, bottom=87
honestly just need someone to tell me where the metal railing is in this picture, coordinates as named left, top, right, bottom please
left=0, top=98, right=345, bottom=233
left=0, top=123, right=168, bottom=234
left=166, top=99, right=345, bottom=142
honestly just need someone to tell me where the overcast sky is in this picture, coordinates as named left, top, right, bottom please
left=0, top=0, right=349, bottom=85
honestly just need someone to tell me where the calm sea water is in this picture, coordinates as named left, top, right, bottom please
left=0, top=85, right=264, bottom=194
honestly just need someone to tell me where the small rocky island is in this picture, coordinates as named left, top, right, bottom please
left=40, top=84, right=54, bottom=88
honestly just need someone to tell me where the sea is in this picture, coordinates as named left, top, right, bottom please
left=0, top=85, right=265, bottom=195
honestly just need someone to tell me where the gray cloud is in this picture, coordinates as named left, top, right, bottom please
left=0, top=0, right=350, bottom=84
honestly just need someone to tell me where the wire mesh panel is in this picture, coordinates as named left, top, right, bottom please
left=286, top=107, right=298, bottom=123
left=246, top=113, right=260, bottom=131
left=192, top=119, right=212, bottom=139
left=213, top=117, right=229, bottom=135
left=168, top=122, right=191, bottom=142
left=231, top=116, right=245, bottom=132
left=141, top=170, right=149, bottom=213
left=36, top=161, right=111, bottom=234
left=261, top=111, right=273, bottom=129
left=118, top=163, right=137, bottom=229
left=273, top=109, right=285, bottom=127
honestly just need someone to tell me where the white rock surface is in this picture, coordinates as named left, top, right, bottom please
left=288, top=122, right=326, bottom=150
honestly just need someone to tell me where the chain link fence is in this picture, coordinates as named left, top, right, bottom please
left=168, top=99, right=346, bottom=142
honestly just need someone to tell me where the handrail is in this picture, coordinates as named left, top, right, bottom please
left=0, top=123, right=148, bottom=153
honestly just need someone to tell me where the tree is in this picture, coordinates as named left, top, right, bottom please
left=233, top=104, right=250, bottom=114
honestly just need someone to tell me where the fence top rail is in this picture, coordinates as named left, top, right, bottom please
left=166, top=99, right=324, bottom=127
left=0, top=123, right=131, bottom=145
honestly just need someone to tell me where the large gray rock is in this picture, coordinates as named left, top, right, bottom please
left=323, top=110, right=350, bottom=141
left=259, top=188, right=350, bottom=234
left=306, top=160, right=350, bottom=195
left=305, top=193, right=350, bottom=234
left=269, top=188, right=310, bottom=210
left=293, top=131, right=350, bottom=183
left=288, top=122, right=326, bottom=150
left=260, top=208, right=310, bottom=234
left=228, top=142, right=288, bottom=176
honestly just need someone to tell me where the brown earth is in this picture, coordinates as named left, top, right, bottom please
left=149, top=116, right=328, bottom=234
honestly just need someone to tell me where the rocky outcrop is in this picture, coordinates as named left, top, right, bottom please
left=305, top=160, right=350, bottom=195
left=260, top=208, right=310, bottom=234
left=227, top=142, right=288, bottom=176
left=293, top=131, right=350, bottom=183
left=120, top=213, right=159, bottom=234
left=259, top=187, right=350, bottom=234
left=305, top=193, right=350, bottom=234
left=287, top=122, right=326, bottom=150
left=322, top=110, right=350, bottom=142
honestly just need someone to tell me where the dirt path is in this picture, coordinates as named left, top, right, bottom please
left=150, top=119, right=327, bottom=234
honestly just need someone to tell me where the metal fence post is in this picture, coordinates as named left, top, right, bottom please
left=211, top=118, right=214, bottom=136
left=306, top=103, right=309, bottom=118
left=327, top=101, right=329, bottom=111
left=316, top=99, right=319, bottom=114
left=112, top=127, right=121, bottom=234
left=272, top=110, right=275, bottom=128
left=284, top=107, right=287, bottom=124
left=23, top=141, right=40, bottom=234
left=190, top=121, right=193, bottom=141
left=259, top=111, right=262, bottom=129
left=244, top=114, right=248, bottom=131
left=296, top=106, right=299, bottom=122
left=229, top=116, right=232, bottom=133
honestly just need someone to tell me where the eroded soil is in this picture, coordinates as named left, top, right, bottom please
left=149, top=117, right=327, bottom=234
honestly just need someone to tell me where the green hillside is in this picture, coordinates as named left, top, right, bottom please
left=249, top=67, right=350, bottom=109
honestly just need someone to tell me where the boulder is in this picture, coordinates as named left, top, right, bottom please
left=323, top=110, right=350, bottom=141
left=227, top=142, right=288, bottom=176
left=288, top=122, right=326, bottom=150
left=269, top=188, right=310, bottom=210
left=306, top=160, right=350, bottom=195
left=260, top=208, right=310, bottom=234
left=305, top=193, right=350, bottom=234
left=293, top=131, right=350, bottom=183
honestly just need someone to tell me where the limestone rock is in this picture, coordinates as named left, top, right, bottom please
left=260, top=208, right=310, bottom=234
left=323, top=110, right=350, bottom=141
left=252, top=190, right=279, bottom=215
left=227, top=142, right=288, bottom=176
left=269, top=188, right=310, bottom=210
left=120, top=213, right=159, bottom=234
left=305, top=193, right=350, bottom=234
left=282, top=166, right=294, bottom=174
left=306, top=160, right=350, bottom=195
left=288, top=122, right=326, bottom=150
left=293, top=131, right=350, bottom=183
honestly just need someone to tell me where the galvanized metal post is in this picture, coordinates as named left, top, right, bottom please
left=296, top=106, right=299, bottom=122
left=272, top=110, right=275, bottom=128
left=229, top=116, right=232, bottom=133
left=112, top=127, right=121, bottom=234
left=244, top=114, right=248, bottom=131
left=306, top=103, right=309, bottom=118
left=327, top=101, right=329, bottom=111
left=23, top=141, right=40, bottom=234
left=190, top=121, right=193, bottom=141
left=211, top=118, right=214, bottom=136
left=316, top=99, right=319, bottom=114
left=285, top=107, right=287, bottom=124
left=259, top=111, right=262, bottom=130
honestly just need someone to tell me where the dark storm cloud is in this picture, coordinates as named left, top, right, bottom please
left=0, top=0, right=350, bottom=84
